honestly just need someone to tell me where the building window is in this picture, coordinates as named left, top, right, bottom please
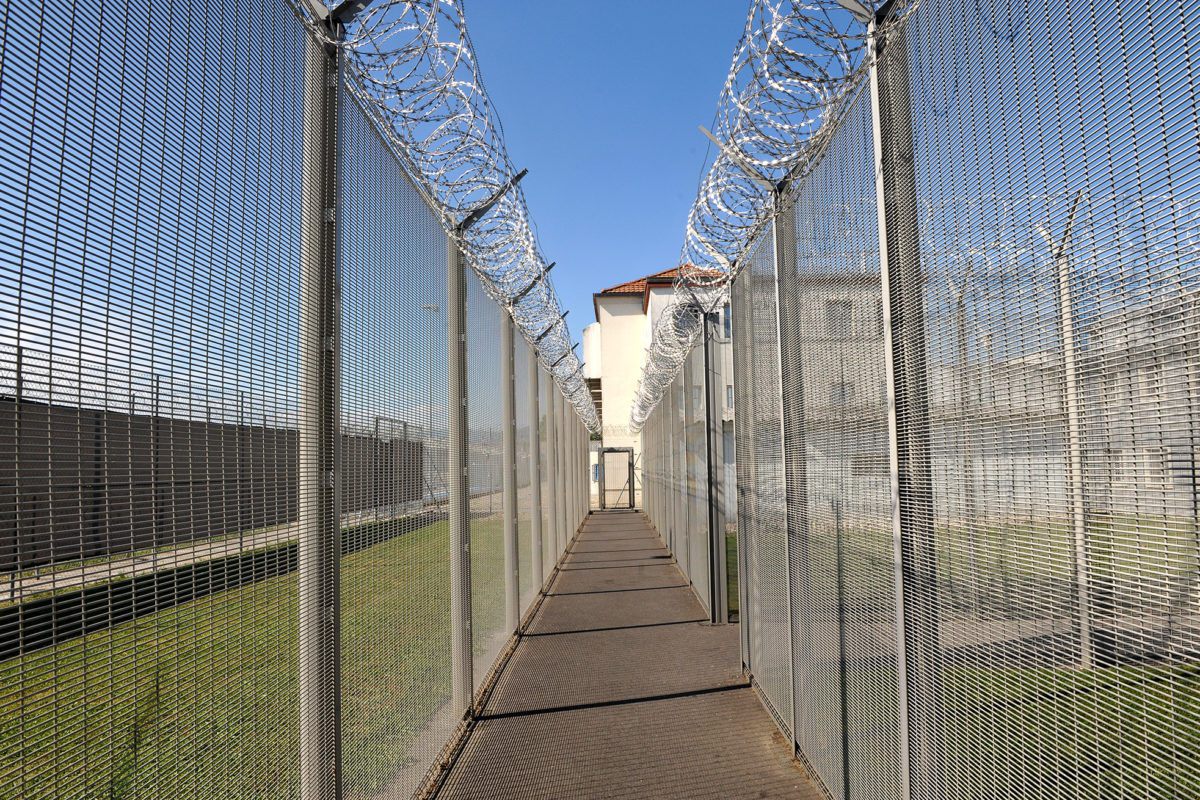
left=727, top=384, right=734, bottom=408
left=830, top=382, right=855, bottom=406
left=723, top=303, right=732, bottom=339
left=826, top=299, right=852, bottom=338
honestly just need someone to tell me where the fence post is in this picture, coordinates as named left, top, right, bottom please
left=299, top=18, right=342, bottom=800
left=1039, top=194, right=1094, bottom=667
left=730, top=274, right=753, bottom=670
left=502, top=315, right=519, bottom=632
left=574, top=424, right=581, bottom=518
left=529, top=348, right=544, bottom=590
left=447, top=238, right=473, bottom=717
left=704, top=313, right=729, bottom=623
left=769, top=194, right=800, bottom=752
left=675, top=382, right=686, bottom=561
left=669, top=384, right=678, bottom=551
left=870, top=12, right=943, bottom=800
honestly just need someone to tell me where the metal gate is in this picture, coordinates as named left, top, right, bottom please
left=599, top=448, right=635, bottom=509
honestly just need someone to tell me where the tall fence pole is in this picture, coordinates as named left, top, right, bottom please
left=502, top=315, right=519, bottom=632
left=870, top=12, right=943, bottom=799
left=447, top=238, right=473, bottom=717
left=730, top=275, right=753, bottom=669
left=299, top=18, right=343, bottom=800
left=704, top=313, right=729, bottom=623
left=669, top=384, right=678, bottom=552
left=572, top=419, right=579, bottom=522
left=769, top=194, right=800, bottom=751
left=675, top=383, right=686, bottom=560
left=529, top=348, right=544, bottom=589
left=1040, top=195, right=1094, bottom=667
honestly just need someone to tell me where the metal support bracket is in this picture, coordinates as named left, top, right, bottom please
left=457, top=169, right=529, bottom=234
left=510, top=262, right=555, bottom=305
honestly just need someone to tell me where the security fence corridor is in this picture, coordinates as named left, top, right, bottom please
left=4, top=0, right=1200, bottom=797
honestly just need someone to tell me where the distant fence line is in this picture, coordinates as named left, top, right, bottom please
left=0, top=395, right=424, bottom=573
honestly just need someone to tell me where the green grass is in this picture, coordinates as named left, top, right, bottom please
left=835, top=663, right=1200, bottom=799
left=0, top=516, right=514, bottom=800
left=940, top=663, right=1200, bottom=799
left=753, top=510, right=1200, bottom=797
left=726, top=528, right=739, bottom=621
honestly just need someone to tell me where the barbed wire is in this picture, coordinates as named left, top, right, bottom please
left=294, top=0, right=599, bottom=432
left=629, top=0, right=916, bottom=433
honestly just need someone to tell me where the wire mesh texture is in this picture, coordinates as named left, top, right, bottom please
left=466, top=265, right=507, bottom=692
left=601, top=450, right=633, bottom=509
left=515, top=334, right=536, bottom=611
left=640, top=316, right=736, bottom=621
left=640, top=0, right=1200, bottom=799
left=0, top=0, right=309, bottom=796
left=339, top=83, right=453, bottom=799
left=0, top=0, right=591, bottom=797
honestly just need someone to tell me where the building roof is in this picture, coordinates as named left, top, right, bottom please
left=596, top=267, right=684, bottom=296
left=593, top=266, right=722, bottom=320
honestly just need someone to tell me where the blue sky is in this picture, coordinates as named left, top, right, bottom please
left=463, top=1, right=749, bottom=336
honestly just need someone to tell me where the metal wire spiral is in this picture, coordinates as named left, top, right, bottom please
left=294, top=0, right=599, bottom=432
left=630, top=0, right=914, bottom=432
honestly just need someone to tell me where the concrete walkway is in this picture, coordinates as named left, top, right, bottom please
left=433, top=509, right=821, bottom=800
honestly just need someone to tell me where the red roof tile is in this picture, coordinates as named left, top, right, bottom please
left=597, top=267, right=683, bottom=295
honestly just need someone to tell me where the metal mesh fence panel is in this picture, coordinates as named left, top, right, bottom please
left=744, top=222, right=795, bottom=736
left=0, top=0, right=590, bottom=796
left=515, top=335, right=536, bottom=610
left=646, top=0, right=1200, bottom=798
left=0, top=0, right=308, bottom=795
left=685, top=345, right=712, bottom=610
left=677, top=380, right=692, bottom=576
left=338, top=89, right=451, bottom=799
left=465, top=267, right=505, bottom=691
left=538, top=367, right=555, bottom=578
left=782, top=85, right=901, bottom=800
left=896, top=1, right=1200, bottom=797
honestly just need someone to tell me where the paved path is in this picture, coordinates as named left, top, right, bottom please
left=434, top=509, right=821, bottom=800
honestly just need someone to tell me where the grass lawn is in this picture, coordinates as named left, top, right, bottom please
left=748, top=509, right=1200, bottom=797
left=940, top=662, right=1200, bottom=798
left=726, top=529, right=739, bottom=621
left=0, top=515, right=514, bottom=800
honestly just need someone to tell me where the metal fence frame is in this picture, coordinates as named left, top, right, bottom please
left=598, top=447, right=635, bottom=509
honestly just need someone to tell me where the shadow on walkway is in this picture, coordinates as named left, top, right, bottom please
left=433, top=510, right=821, bottom=800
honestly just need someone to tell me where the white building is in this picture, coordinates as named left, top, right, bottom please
left=586, top=268, right=735, bottom=506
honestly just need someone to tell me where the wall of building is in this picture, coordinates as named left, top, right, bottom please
left=595, top=294, right=647, bottom=482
